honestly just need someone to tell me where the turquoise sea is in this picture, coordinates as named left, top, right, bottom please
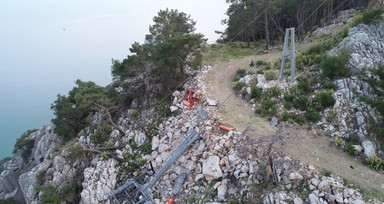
left=0, top=0, right=226, bottom=159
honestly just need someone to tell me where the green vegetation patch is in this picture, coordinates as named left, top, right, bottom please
left=232, top=81, right=246, bottom=91
left=264, top=70, right=278, bottom=81
left=320, top=49, right=351, bottom=79
left=13, top=129, right=37, bottom=159
left=250, top=86, right=263, bottom=100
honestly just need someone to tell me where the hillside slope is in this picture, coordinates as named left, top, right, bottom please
left=202, top=44, right=384, bottom=197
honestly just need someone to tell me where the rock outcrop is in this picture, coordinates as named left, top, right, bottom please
left=263, top=156, right=379, bottom=204
left=81, top=159, right=117, bottom=204
left=0, top=124, right=60, bottom=203
left=322, top=23, right=384, bottom=158
left=340, top=24, right=384, bottom=75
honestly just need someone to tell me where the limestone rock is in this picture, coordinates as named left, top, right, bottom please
left=170, top=106, right=179, bottom=113
left=207, top=98, right=218, bottom=106
left=271, top=116, right=279, bottom=127
left=239, top=75, right=252, bottom=85
left=134, top=131, right=146, bottom=146
left=152, top=136, right=160, bottom=151
left=80, top=159, right=117, bottom=204
left=202, top=156, right=223, bottom=181
left=53, top=156, right=66, bottom=172
left=293, top=197, right=304, bottom=204
left=289, top=172, right=303, bottom=181
left=353, top=200, right=365, bottom=204
left=158, top=144, right=170, bottom=152
left=318, top=180, right=331, bottom=192
left=130, top=99, right=139, bottom=109
left=308, top=193, right=319, bottom=204
left=172, top=90, right=181, bottom=97
left=110, top=129, right=120, bottom=138
left=217, top=182, right=227, bottom=201
left=362, top=140, right=376, bottom=158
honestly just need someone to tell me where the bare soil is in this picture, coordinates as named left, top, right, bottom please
left=201, top=45, right=384, bottom=198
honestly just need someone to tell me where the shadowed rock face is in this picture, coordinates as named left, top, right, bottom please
left=0, top=156, right=24, bottom=203
left=0, top=124, right=60, bottom=203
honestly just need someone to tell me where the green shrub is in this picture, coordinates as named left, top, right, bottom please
left=307, top=40, right=336, bottom=56
left=281, top=111, right=291, bottom=121
left=322, top=80, right=337, bottom=90
left=297, top=79, right=313, bottom=94
left=90, top=129, right=108, bottom=145
left=0, top=198, right=17, bottom=204
left=140, top=141, right=152, bottom=155
left=348, top=133, right=360, bottom=145
left=315, top=90, right=336, bottom=109
left=320, top=50, right=351, bottom=79
left=51, top=80, right=116, bottom=142
left=344, top=133, right=360, bottom=156
left=266, top=86, right=281, bottom=98
left=321, top=169, right=332, bottom=177
left=66, top=143, right=86, bottom=162
left=335, top=137, right=345, bottom=147
left=293, top=95, right=309, bottom=111
left=130, top=110, right=140, bottom=117
left=13, top=130, right=36, bottom=159
left=37, top=170, right=46, bottom=186
left=236, top=68, right=247, bottom=78
left=284, top=94, right=295, bottom=103
left=250, top=86, right=262, bottom=99
left=305, top=110, right=321, bottom=122
left=256, top=99, right=277, bottom=117
left=345, top=142, right=357, bottom=156
left=38, top=183, right=78, bottom=204
left=352, top=7, right=384, bottom=27
left=264, top=70, right=278, bottom=81
left=232, top=81, right=246, bottom=91
left=327, top=109, right=337, bottom=120
left=372, top=124, right=384, bottom=141
left=297, top=54, right=323, bottom=66
left=293, top=115, right=305, bottom=125
left=283, top=101, right=293, bottom=110
left=249, top=60, right=255, bottom=67
left=38, top=184, right=62, bottom=204
left=309, top=99, right=323, bottom=112
left=256, top=70, right=264, bottom=74
left=100, top=151, right=110, bottom=161
left=256, top=60, right=267, bottom=66
left=123, top=152, right=146, bottom=177
left=365, top=155, right=384, bottom=171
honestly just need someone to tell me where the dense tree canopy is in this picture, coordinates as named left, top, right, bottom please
left=112, top=9, right=206, bottom=107
left=51, top=80, right=119, bottom=141
left=222, top=0, right=369, bottom=48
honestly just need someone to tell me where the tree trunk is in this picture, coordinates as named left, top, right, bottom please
left=296, top=1, right=305, bottom=42
left=265, top=9, right=270, bottom=50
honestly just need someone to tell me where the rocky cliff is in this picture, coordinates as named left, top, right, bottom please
left=0, top=124, right=61, bottom=203
left=326, top=23, right=384, bottom=158
left=1, top=13, right=384, bottom=204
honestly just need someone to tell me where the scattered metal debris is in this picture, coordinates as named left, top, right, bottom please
left=109, top=130, right=200, bottom=204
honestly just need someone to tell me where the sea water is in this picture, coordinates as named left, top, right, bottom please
left=0, top=0, right=226, bottom=159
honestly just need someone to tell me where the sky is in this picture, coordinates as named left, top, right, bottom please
left=0, top=0, right=229, bottom=158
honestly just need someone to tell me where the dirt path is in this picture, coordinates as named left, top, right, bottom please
left=201, top=47, right=384, bottom=197
left=276, top=124, right=384, bottom=195
left=202, top=53, right=279, bottom=137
